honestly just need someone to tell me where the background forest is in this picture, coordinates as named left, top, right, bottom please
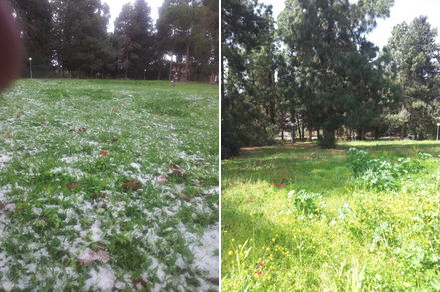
left=11, top=0, right=218, bottom=82
left=222, top=0, right=440, bottom=158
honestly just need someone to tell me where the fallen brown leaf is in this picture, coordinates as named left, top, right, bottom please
left=77, top=248, right=110, bottom=266
left=179, top=194, right=191, bottom=202
left=122, top=181, right=141, bottom=190
left=132, top=279, right=148, bottom=289
left=168, top=163, right=186, bottom=177
left=67, top=182, right=80, bottom=190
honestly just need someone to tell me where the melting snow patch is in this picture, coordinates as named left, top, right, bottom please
left=90, top=220, right=103, bottom=242
left=0, top=155, right=12, bottom=163
left=193, top=224, right=219, bottom=278
left=60, top=156, right=79, bottom=163
left=130, top=163, right=142, bottom=172
left=84, top=266, right=115, bottom=291
left=0, top=185, right=12, bottom=201
left=204, top=187, right=219, bottom=196
left=0, top=155, right=12, bottom=170
left=2, top=280, right=14, bottom=291
left=4, top=203, right=16, bottom=212
left=178, top=223, right=219, bottom=279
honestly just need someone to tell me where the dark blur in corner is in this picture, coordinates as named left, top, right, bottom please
left=0, top=0, right=23, bottom=92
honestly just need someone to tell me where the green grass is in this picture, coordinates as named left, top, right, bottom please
left=0, top=79, right=219, bottom=291
left=221, top=140, right=440, bottom=291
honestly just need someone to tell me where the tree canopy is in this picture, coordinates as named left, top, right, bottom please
left=11, top=0, right=218, bottom=81
left=222, top=0, right=440, bottom=157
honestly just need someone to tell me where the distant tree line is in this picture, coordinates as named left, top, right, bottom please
left=222, top=0, right=440, bottom=158
left=11, top=0, right=218, bottom=82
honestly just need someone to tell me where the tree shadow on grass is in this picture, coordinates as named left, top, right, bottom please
left=222, top=141, right=440, bottom=195
left=222, top=142, right=350, bottom=195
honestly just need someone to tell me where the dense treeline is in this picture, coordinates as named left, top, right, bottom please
left=11, top=0, right=218, bottom=82
left=222, top=0, right=440, bottom=158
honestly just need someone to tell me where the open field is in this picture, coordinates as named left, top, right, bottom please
left=222, top=141, right=440, bottom=291
left=0, top=79, right=219, bottom=291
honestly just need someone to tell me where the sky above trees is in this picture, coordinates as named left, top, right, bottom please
left=102, top=0, right=163, bottom=32
left=261, top=0, right=440, bottom=48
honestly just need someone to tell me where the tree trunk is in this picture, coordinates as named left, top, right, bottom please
left=291, top=124, right=296, bottom=143
left=321, top=127, right=335, bottom=148
left=374, top=128, right=379, bottom=140
left=185, top=40, right=190, bottom=81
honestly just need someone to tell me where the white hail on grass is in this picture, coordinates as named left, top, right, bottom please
left=84, top=266, right=116, bottom=291
left=0, top=155, right=12, bottom=163
left=90, top=220, right=103, bottom=242
left=177, top=222, right=219, bottom=279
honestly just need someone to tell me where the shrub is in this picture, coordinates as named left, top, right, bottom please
left=289, top=189, right=323, bottom=216
left=346, top=148, right=426, bottom=192
left=346, top=148, right=371, bottom=177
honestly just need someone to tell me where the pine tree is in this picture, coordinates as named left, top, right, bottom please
left=11, top=0, right=54, bottom=76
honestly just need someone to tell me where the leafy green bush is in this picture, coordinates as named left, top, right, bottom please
left=288, top=189, right=323, bottom=216
left=346, top=148, right=371, bottom=176
left=346, top=148, right=426, bottom=191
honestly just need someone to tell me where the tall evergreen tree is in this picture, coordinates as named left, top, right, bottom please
left=157, top=0, right=217, bottom=81
left=386, top=16, right=440, bottom=139
left=278, top=0, right=395, bottom=147
left=114, top=0, right=155, bottom=79
left=221, top=0, right=278, bottom=157
left=11, top=0, right=54, bottom=76
left=54, top=0, right=112, bottom=77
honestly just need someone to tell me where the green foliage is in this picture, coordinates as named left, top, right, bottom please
left=157, top=0, right=218, bottom=81
left=346, top=148, right=371, bottom=176
left=221, top=0, right=280, bottom=153
left=386, top=16, right=440, bottom=139
left=289, top=189, right=323, bottom=217
left=54, top=0, right=113, bottom=77
left=278, top=0, right=396, bottom=147
left=346, top=148, right=426, bottom=191
left=222, top=140, right=440, bottom=290
left=11, top=0, right=55, bottom=76
left=114, top=0, right=155, bottom=79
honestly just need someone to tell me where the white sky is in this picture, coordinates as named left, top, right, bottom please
left=263, top=0, right=440, bottom=49
left=102, top=0, right=164, bottom=32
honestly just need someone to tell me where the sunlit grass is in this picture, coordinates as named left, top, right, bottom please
left=222, top=141, right=440, bottom=291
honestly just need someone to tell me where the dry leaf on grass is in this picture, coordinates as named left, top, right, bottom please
left=168, top=163, right=186, bottom=177
left=77, top=248, right=110, bottom=266
left=132, top=279, right=148, bottom=290
left=67, top=182, right=80, bottom=190
left=179, top=194, right=191, bottom=202
left=121, top=181, right=141, bottom=190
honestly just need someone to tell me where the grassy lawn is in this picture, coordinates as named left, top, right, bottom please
left=221, top=140, right=440, bottom=291
left=0, top=79, right=219, bottom=291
